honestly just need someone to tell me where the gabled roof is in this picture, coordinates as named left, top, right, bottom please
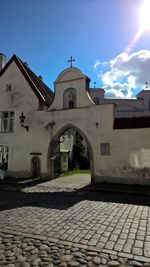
left=55, top=67, right=91, bottom=83
left=114, top=116, right=150, bottom=129
left=0, top=54, right=54, bottom=107
left=136, top=89, right=150, bottom=97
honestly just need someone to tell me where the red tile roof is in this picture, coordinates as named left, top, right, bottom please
left=0, top=54, right=54, bottom=107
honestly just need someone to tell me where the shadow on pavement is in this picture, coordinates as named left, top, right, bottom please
left=0, top=180, right=150, bottom=211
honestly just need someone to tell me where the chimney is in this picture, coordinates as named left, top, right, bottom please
left=0, top=53, right=7, bottom=71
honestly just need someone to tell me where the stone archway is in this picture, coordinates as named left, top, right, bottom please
left=47, top=124, right=94, bottom=182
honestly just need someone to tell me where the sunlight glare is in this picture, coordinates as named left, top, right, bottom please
left=140, top=0, right=150, bottom=31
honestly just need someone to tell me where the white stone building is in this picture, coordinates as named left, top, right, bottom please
left=1, top=53, right=150, bottom=185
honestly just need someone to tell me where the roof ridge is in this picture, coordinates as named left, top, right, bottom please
left=17, top=57, right=46, bottom=102
left=0, top=54, right=54, bottom=107
left=19, top=57, right=53, bottom=95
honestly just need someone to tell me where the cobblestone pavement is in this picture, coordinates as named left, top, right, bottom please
left=0, top=174, right=150, bottom=266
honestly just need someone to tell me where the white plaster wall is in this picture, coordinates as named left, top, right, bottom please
left=1, top=62, right=150, bottom=184
left=47, top=103, right=150, bottom=185
left=49, top=68, right=94, bottom=110
left=90, top=88, right=150, bottom=117
left=0, top=61, right=50, bottom=177
left=89, top=89, right=105, bottom=101
left=94, top=127, right=150, bottom=185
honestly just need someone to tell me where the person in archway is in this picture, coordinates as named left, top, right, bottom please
left=0, top=158, right=8, bottom=180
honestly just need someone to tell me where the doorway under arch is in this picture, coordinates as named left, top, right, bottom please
left=30, top=156, right=41, bottom=178
left=47, top=124, right=94, bottom=182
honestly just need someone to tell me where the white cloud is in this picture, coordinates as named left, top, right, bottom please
left=94, top=60, right=108, bottom=69
left=95, top=50, right=150, bottom=97
left=104, top=82, right=132, bottom=98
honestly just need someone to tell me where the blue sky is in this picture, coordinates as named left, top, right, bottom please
left=0, top=0, right=150, bottom=97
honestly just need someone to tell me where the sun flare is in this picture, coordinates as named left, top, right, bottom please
left=140, top=0, right=150, bottom=31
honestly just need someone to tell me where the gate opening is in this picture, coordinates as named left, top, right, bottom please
left=48, top=126, right=93, bottom=179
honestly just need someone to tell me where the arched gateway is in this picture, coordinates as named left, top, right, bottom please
left=47, top=124, right=94, bottom=182
left=1, top=54, right=150, bottom=184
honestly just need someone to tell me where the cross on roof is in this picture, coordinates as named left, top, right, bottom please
left=68, top=56, right=75, bottom=68
left=145, top=82, right=148, bottom=88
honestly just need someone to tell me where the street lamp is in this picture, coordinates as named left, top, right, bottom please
left=19, top=112, right=29, bottom=131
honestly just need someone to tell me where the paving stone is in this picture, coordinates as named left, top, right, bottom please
left=61, top=254, right=73, bottom=262
left=134, top=255, right=150, bottom=263
left=17, top=255, right=27, bottom=262
left=129, top=260, right=143, bottom=266
left=59, top=263, right=68, bottom=267
left=24, top=246, right=35, bottom=251
left=93, top=256, right=101, bottom=265
left=102, top=249, right=117, bottom=255
left=123, top=245, right=132, bottom=254
left=77, top=258, right=87, bottom=264
left=31, top=258, right=41, bottom=265
left=105, top=241, right=115, bottom=250
left=20, top=263, right=31, bottom=267
left=118, top=257, right=128, bottom=264
left=5, top=265, right=15, bottom=267
left=114, top=244, right=124, bottom=252
left=31, top=248, right=39, bottom=254
left=144, top=247, right=150, bottom=257
left=73, top=251, right=84, bottom=258
left=87, top=261, right=92, bottom=267
left=100, top=253, right=109, bottom=260
left=132, top=247, right=143, bottom=256
left=87, top=251, right=98, bottom=256
left=134, top=241, right=143, bottom=248
left=108, top=260, right=120, bottom=266
left=110, top=255, right=118, bottom=260
left=5, top=251, right=15, bottom=257
left=118, top=253, right=133, bottom=259
left=68, top=261, right=80, bottom=266
left=101, top=258, right=108, bottom=265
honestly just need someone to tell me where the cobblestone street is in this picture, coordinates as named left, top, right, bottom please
left=0, top=174, right=150, bottom=266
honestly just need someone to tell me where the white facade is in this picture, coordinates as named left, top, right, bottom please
left=1, top=54, right=150, bottom=185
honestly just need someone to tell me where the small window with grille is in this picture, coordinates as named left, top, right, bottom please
left=6, top=84, right=12, bottom=92
left=100, top=143, right=110, bottom=155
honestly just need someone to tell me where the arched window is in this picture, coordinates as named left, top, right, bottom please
left=63, top=88, right=77, bottom=109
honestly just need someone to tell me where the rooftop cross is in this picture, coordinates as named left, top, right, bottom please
left=145, top=81, right=148, bottom=89
left=68, top=56, right=75, bottom=68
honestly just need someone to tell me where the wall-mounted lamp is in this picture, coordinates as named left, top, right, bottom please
left=19, top=112, right=29, bottom=131
left=96, top=122, right=99, bottom=128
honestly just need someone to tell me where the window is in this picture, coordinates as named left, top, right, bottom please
left=63, top=88, right=77, bottom=109
left=100, top=143, right=110, bottom=155
left=6, top=84, right=12, bottom=92
left=0, top=111, right=14, bottom=132
left=0, top=145, right=9, bottom=162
